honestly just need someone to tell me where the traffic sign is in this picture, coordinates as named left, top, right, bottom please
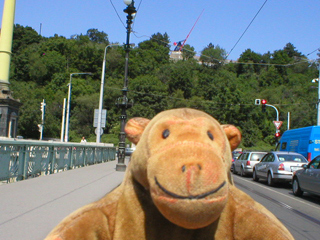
left=95, top=128, right=104, bottom=136
left=273, top=121, right=283, bottom=130
left=93, top=109, right=107, bottom=127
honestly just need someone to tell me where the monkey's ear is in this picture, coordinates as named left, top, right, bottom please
left=125, top=117, right=150, bottom=145
left=221, top=124, right=241, bottom=151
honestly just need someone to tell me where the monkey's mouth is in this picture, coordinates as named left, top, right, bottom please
left=154, top=177, right=226, bottom=200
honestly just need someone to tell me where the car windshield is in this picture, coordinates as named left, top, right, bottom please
left=276, top=154, right=307, bottom=162
left=233, top=152, right=242, bottom=158
left=251, top=153, right=265, bottom=161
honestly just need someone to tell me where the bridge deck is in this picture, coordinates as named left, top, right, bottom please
left=0, top=160, right=126, bottom=240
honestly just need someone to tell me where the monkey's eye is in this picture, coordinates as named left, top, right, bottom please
left=207, top=131, right=214, bottom=141
left=162, top=129, right=170, bottom=139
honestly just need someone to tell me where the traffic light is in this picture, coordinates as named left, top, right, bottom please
left=40, top=102, right=45, bottom=112
left=261, top=99, right=267, bottom=112
left=40, top=100, right=46, bottom=123
left=275, top=132, right=281, bottom=138
left=255, top=99, right=261, bottom=105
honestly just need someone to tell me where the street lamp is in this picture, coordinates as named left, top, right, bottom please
left=116, top=0, right=136, bottom=171
left=64, top=72, right=92, bottom=142
left=96, top=44, right=121, bottom=143
left=312, top=77, right=320, bottom=126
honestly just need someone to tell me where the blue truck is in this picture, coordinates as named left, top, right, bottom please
left=278, top=126, right=320, bottom=162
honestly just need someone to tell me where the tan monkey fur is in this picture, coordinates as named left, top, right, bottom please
left=45, top=108, right=294, bottom=240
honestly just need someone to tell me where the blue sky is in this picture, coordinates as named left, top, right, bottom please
left=1, top=0, right=320, bottom=60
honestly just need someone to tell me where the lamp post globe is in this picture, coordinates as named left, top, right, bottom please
left=124, top=0, right=132, bottom=6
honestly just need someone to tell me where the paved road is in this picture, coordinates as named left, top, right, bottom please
left=233, top=174, right=320, bottom=240
left=3, top=159, right=318, bottom=240
left=0, top=160, right=126, bottom=240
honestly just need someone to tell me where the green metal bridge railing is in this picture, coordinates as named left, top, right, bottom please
left=0, top=139, right=116, bottom=183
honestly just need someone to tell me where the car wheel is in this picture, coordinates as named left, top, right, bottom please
left=267, top=172, right=274, bottom=186
left=292, top=178, right=303, bottom=196
left=240, top=167, right=245, bottom=177
left=232, top=165, right=237, bottom=174
left=253, top=169, right=259, bottom=182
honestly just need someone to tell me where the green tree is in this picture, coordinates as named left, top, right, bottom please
left=150, top=32, right=170, bottom=48
left=129, top=75, right=168, bottom=119
left=130, top=33, right=170, bottom=77
left=237, top=49, right=264, bottom=75
left=182, top=44, right=196, bottom=60
left=12, top=24, right=42, bottom=54
left=200, top=43, right=227, bottom=67
left=86, top=28, right=109, bottom=44
left=162, top=61, right=197, bottom=99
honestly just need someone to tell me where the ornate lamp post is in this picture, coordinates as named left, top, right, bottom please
left=116, top=0, right=136, bottom=171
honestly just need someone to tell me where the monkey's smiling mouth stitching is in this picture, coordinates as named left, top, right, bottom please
left=154, top=177, right=226, bottom=200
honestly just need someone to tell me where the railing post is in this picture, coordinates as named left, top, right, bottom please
left=93, top=148, right=96, bottom=164
left=47, top=146, right=54, bottom=175
left=69, top=146, right=74, bottom=169
left=50, top=146, right=56, bottom=174
left=17, top=145, right=26, bottom=181
left=83, top=147, right=87, bottom=166
left=21, top=144, right=30, bottom=180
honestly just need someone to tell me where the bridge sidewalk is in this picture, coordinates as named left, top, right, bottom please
left=0, top=160, right=127, bottom=240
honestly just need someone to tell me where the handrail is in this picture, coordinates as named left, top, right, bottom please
left=0, top=139, right=116, bottom=183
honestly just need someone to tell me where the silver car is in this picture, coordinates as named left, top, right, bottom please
left=125, top=147, right=136, bottom=156
left=232, top=151, right=267, bottom=176
left=292, top=155, right=320, bottom=197
left=253, top=151, right=308, bottom=186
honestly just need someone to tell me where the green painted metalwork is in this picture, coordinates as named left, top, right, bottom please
left=0, top=139, right=116, bottom=183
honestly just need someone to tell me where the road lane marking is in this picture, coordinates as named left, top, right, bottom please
left=233, top=175, right=320, bottom=210
left=234, top=179, right=320, bottom=226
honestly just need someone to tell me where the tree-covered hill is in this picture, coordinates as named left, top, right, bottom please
left=9, top=25, right=320, bottom=149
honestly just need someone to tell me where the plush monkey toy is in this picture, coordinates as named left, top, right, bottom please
left=45, top=108, right=294, bottom=240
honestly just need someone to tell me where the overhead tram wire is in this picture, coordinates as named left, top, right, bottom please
left=109, top=0, right=126, bottom=29
left=306, top=47, right=320, bottom=57
left=132, top=0, right=143, bottom=30
left=226, top=0, right=269, bottom=59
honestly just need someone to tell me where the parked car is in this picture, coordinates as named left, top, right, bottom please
left=292, top=155, right=320, bottom=197
left=231, top=151, right=242, bottom=172
left=232, top=151, right=242, bottom=162
left=232, top=151, right=267, bottom=176
left=125, top=147, right=136, bottom=156
left=253, top=151, right=308, bottom=186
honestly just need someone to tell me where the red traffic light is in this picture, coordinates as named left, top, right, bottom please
left=275, top=132, right=281, bottom=138
left=261, top=99, right=267, bottom=105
